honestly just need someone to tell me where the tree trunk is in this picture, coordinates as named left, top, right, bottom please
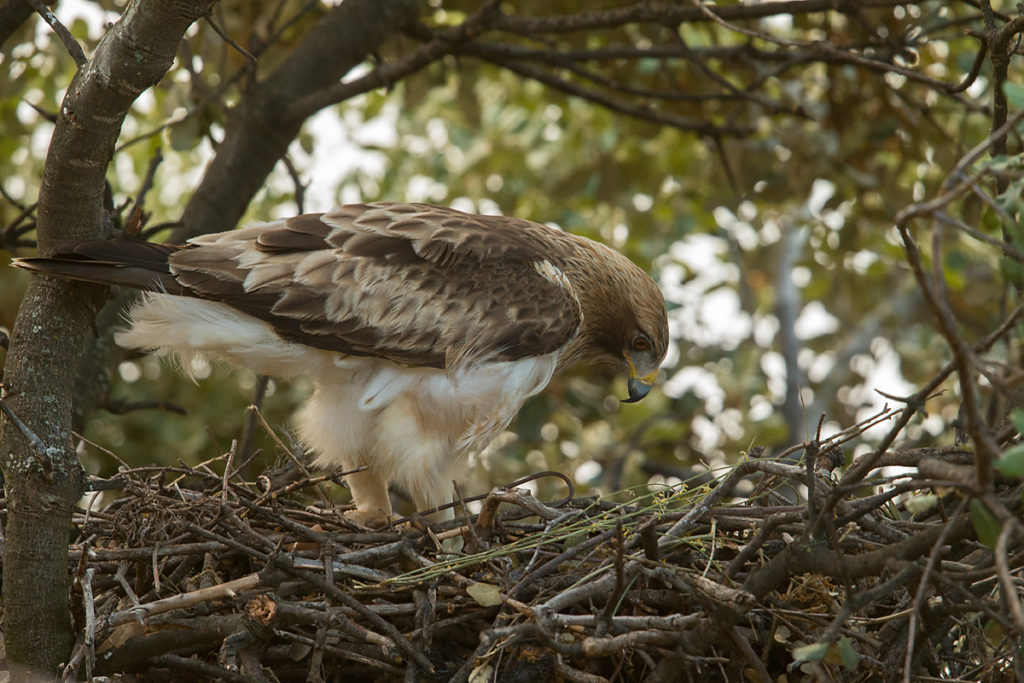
left=1, top=283, right=91, bottom=679
left=0, top=1, right=212, bottom=677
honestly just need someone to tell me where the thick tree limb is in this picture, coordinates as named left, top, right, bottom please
left=173, top=0, right=419, bottom=242
left=0, top=0, right=34, bottom=48
left=490, top=0, right=912, bottom=34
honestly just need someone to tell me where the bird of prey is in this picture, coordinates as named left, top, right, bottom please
left=15, top=202, right=669, bottom=526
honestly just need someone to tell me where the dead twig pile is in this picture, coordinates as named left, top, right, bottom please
left=7, top=398, right=1018, bottom=682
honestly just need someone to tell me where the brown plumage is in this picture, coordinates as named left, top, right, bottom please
left=15, top=202, right=669, bottom=525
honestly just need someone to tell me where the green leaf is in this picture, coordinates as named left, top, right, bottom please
left=793, top=641, right=830, bottom=663
left=1010, top=409, right=1024, bottom=436
left=985, top=154, right=1024, bottom=173
left=466, top=582, right=503, bottom=607
left=997, top=184, right=1024, bottom=220
left=1005, top=82, right=1024, bottom=110
left=904, top=493, right=938, bottom=515
left=1000, top=256, right=1024, bottom=290
left=837, top=636, right=859, bottom=670
left=997, top=443, right=1024, bottom=478
left=981, top=207, right=1003, bottom=234
left=970, top=498, right=1000, bottom=549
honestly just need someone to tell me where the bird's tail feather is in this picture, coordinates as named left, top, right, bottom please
left=12, top=240, right=184, bottom=293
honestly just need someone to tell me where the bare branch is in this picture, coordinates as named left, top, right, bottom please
left=27, top=0, right=86, bottom=67
left=490, top=0, right=913, bottom=34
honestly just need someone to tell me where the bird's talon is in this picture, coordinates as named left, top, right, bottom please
left=343, top=508, right=393, bottom=530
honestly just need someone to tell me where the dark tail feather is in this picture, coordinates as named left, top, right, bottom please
left=12, top=240, right=186, bottom=293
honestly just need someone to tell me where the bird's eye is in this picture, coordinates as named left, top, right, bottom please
left=632, top=336, right=650, bottom=352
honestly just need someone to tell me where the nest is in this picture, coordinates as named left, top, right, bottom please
left=22, top=414, right=1024, bottom=682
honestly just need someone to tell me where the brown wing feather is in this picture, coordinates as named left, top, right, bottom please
left=170, top=203, right=584, bottom=368
left=254, top=213, right=330, bottom=252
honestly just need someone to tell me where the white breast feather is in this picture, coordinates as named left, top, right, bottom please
left=299, top=352, right=559, bottom=515
left=115, top=291, right=563, bottom=514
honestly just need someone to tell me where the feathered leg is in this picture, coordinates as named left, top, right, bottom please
left=343, top=468, right=394, bottom=528
left=297, top=383, right=396, bottom=527
left=376, top=397, right=456, bottom=524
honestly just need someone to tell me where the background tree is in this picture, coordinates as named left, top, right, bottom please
left=1, top=0, right=1023, bottom=678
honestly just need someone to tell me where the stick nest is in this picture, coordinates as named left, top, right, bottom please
left=12, top=425, right=1024, bottom=682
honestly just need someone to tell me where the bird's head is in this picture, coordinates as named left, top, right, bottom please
left=559, top=239, right=670, bottom=401
left=606, top=248, right=670, bottom=403
left=617, top=273, right=669, bottom=402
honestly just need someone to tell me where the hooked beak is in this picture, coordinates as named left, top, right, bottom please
left=622, top=375, right=654, bottom=403
left=621, top=351, right=658, bottom=403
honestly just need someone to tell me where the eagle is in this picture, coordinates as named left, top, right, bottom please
left=14, top=202, right=669, bottom=526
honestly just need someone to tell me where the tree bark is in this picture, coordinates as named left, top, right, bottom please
left=0, top=1, right=212, bottom=678
left=173, top=0, right=419, bottom=242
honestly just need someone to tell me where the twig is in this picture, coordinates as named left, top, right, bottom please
left=222, top=439, right=237, bottom=502
left=204, top=10, right=257, bottom=63
left=105, top=573, right=262, bottom=628
left=247, top=404, right=330, bottom=506
left=82, top=567, right=96, bottom=678
left=280, top=155, right=307, bottom=214
left=113, top=562, right=146, bottom=625
left=898, top=225, right=1001, bottom=485
left=236, top=376, right=270, bottom=469
left=596, top=521, right=626, bottom=637
left=660, top=458, right=804, bottom=546
left=123, top=149, right=163, bottom=237
left=141, top=654, right=254, bottom=683
left=27, top=0, right=87, bottom=67
left=267, top=554, right=435, bottom=673
left=152, top=543, right=162, bottom=594
left=101, top=399, right=188, bottom=415
left=995, top=518, right=1024, bottom=635
left=289, top=0, right=502, bottom=117
left=902, top=498, right=969, bottom=683
left=582, top=629, right=685, bottom=657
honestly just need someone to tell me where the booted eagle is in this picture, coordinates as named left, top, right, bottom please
left=15, top=202, right=668, bottom=525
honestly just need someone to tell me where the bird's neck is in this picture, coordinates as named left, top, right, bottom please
left=554, top=241, right=631, bottom=371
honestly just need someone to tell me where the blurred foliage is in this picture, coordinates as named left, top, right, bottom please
left=0, top=0, right=1019, bottom=511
